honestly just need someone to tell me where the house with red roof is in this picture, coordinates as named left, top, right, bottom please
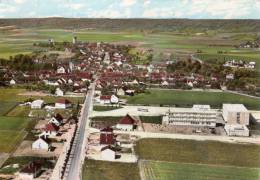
left=116, top=114, right=136, bottom=131
left=55, top=98, right=72, bottom=109
left=41, top=123, right=59, bottom=137
left=100, top=94, right=119, bottom=104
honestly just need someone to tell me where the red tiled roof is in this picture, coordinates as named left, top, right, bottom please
left=118, top=114, right=135, bottom=125
left=44, top=123, right=59, bottom=132
left=100, top=95, right=111, bottom=100
left=56, top=98, right=71, bottom=104
left=100, top=133, right=115, bottom=145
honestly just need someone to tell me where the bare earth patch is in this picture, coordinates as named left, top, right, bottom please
left=18, top=91, right=49, bottom=97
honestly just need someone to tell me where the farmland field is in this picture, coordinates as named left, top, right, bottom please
left=135, top=139, right=260, bottom=168
left=140, top=160, right=260, bottom=180
left=83, top=160, right=140, bottom=180
left=127, top=89, right=260, bottom=110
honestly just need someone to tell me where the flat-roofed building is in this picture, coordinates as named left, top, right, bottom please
left=162, top=105, right=217, bottom=127
left=222, top=104, right=249, bottom=125
left=222, top=104, right=250, bottom=137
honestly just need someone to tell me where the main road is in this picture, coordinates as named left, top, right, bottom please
left=64, top=82, right=95, bottom=180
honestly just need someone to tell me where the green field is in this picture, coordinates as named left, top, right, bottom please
left=135, top=139, right=260, bottom=168
left=127, top=89, right=260, bottom=110
left=0, top=116, right=30, bottom=153
left=141, top=160, right=260, bottom=180
left=83, top=160, right=140, bottom=180
left=93, top=105, right=122, bottom=111
left=0, top=102, right=17, bottom=115
left=1, top=27, right=260, bottom=68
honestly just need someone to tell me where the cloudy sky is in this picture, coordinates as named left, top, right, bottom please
left=1, top=0, right=260, bottom=19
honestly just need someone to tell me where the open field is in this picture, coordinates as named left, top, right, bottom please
left=140, top=160, right=260, bottom=180
left=0, top=116, right=30, bottom=153
left=0, top=88, right=83, bottom=103
left=0, top=102, right=17, bottom=116
left=82, top=160, right=140, bottom=180
left=1, top=25, right=260, bottom=70
left=127, top=89, right=260, bottom=110
left=135, top=139, right=260, bottom=168
left=93, top=105, right=122, bottom=111
left=0, top=116, right=29, bottom=131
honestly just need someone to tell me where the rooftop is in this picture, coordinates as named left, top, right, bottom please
left=223, top=104, right=248, bottom=112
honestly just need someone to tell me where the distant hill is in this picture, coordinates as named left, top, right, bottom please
left=0, top=18, right=260, bottom=32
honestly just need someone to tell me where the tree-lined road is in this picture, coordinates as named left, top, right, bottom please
left=64, top=83, right=95, bottom=180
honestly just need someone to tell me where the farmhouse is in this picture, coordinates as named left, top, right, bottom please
left=222, top=104, right=250, bottom=136
left=162, top=105, right=217, bottom=127
left=18, top=162, right=42, bottom=180
left=41, top=123, right=59, bottom=137
left=116, top=114, right=136, bottom=131
left=49, top=113, right=64, bottom=126
left=31, top=99, right=44, bottom=109
left=101, top=146, right=116, bottom=161
left=100, top=95, right=119, bottom=104
left=32, top=137, right=51, bottom=151
left=55, top=98, right=72, bottom=109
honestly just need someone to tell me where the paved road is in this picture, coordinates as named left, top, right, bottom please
left=114, top=130, right=260, bottom=145
left=65, top=83, right=95, bottom=180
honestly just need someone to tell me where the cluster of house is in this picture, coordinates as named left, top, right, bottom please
left=162, top=104, right=250, bottom=137
left=238, top=38, right=260, bottom=48
left=223, top=59, right=256, bottom=69
left=32, top=113, right=64, bottom=151
left=97, top=114, right=137, bottom=161
left=28, top=98, right=72, bottom=110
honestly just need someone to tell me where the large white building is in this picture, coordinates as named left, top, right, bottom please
left=31, top=99, right=44, bottom=109
left=222, top=104, right=250, bottom=137
left=162, top=105, right=217, bottom=127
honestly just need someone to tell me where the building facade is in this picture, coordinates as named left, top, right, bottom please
left=162, top=105, right=217, bottom=127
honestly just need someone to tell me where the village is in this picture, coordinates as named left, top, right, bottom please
left=0, top=35, right=260, bottom=180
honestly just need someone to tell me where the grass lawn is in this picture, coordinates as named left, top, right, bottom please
left=93, top=105, right=122, bottom=111
left=0, top=116, right=31, bottom=153
left=141, top=160, right=260, bottom=180
left=6, top=106, right=30, bottom=117
left=135, top=139, right=260, bottom=168
left=140, top=116, right=162, bottom=124
left=82, top=160, right=140, bottom=180
left=91, top=116, right=122, bottom=125
left=0, top=131, right=26, bottom=153
left=0, top=102, right=17, bottom=116
left=0, top=116, right=29, bottom=131
left=127, top=90, right=260, bottom=110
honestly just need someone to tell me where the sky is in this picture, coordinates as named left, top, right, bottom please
left=1, top=0, right=260, bottom=19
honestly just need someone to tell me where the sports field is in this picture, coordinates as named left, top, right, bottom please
left=140, top=160, right=260, bottom=180
left=127, top=89, right=260, bottom=110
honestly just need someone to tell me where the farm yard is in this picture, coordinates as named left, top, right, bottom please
left=140, top=160, right=260, bottom=180
left=127, top=89, right=260, bottom=110
left=83, top=160, right=140, bottom=180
